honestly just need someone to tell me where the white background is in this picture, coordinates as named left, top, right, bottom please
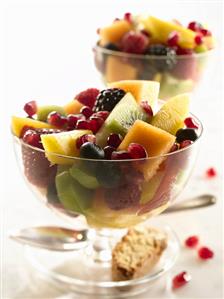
left=2, top=0, right=224, bottom=298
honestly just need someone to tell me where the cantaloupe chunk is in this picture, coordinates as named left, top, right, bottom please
left=41, top=129, right=92, bottom=165
left=105, top=56, right=137, bottom=83
left=11, top=116, right=54, bottom=137
left=99, top=20, right=132, bottom=46
left=142, top=16, right=197, bottom=49
left=108, top=80, right=159, bottom=108
left=64, top=100, right=83, bottom=115
left=118, top=120, right=175, bottom=180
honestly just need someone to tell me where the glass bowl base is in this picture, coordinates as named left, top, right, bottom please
left=25, top=223, right=180, bottom=297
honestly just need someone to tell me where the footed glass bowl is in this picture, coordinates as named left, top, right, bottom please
left=93, top=45, right=213, bottom=99
left=12, top=113, right=202, bottom=296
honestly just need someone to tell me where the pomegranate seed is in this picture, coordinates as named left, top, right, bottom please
left=20, top=125, right=34, bottom=138
left=198, top=246, right=214, bottom=260
left=67, top=114, right=84, bottom=130
left=184, top=117, right=199, bottom=129
left=140, top=101, right=153, bottom=118
left=47, top=112, right=67, bottom=128
left=124, top=12, right=132, bottom=23
left=172, top=271, right=191, bottom=289
left=111, top=151, right=131, bottom=160
left=75, top=88, right=100, bottom=108
left=23, top=130, right=42, bottom=148
left=200, top=28, right=211, bottom=37
left=195, top=35, right=203, bottom=45
left=89, top=116, right=104, bottom=133
left=128, top=143, right=148, bottom=159
left=179, top=140, right=193, bottom=149
left=167, top=31, right=180, bottom=47
left=188, top=21, right=202, bottom=32
left=76, top=119, right=90, bottom=130
left=91, top=111, right=109, bottom=121
left=107, top=133, right=122, bottom=148
left=76, top=134, right=96, bottom=149
left=206, top=167, right=217, bottom=178
left=80, top=106, right=93, bottom=119
left=104, top=145, right=116, bottom=160
left=176, top=47, right=193, bottom=55
left=170, top=143, right=179, bottom=152
left=185, top=236, right=199, bottom=248
left=23, top=101, right=37, bottom=117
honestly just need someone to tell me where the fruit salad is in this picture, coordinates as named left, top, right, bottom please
left=12, top=81, right=202, bottom=228
left=94, top=14, right=214, bottom=98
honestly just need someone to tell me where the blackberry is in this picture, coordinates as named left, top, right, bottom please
left=145, top=44, right=176, bottom=71
left=104, top=43, right=120, bottom=51
left=93, top=88, right=126, bottom=112
left=175, top=128, right=198, bottom=143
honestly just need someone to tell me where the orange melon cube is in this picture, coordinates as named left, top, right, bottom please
left=11, top=116, right=55, bottom=137
left=118, top=120, right=175, bottom=180
left=99, top=20, right=132, bottom=46
left=108, top=80, right=159, bottom=107
left=105, top=56, right=137, bottom=83
left=64, top=100, right=83, bottom=115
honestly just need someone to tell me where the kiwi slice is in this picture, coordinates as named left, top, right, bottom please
left=37, top=105, right=66, bottom=121
left=69, top=166, right=100, bottom=189
left=96, top=93, right=149, bottom=147
left=56, top=171, right=92, bottom=214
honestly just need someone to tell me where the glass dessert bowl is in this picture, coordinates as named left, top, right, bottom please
left=94, top=14, right=215, bottom=99
left=11, top=82, right=203, bottom=296
left=93, top=46, right=213, bottom=99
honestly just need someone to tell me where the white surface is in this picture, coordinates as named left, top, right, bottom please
left=2, top=0, right=224, bottom=298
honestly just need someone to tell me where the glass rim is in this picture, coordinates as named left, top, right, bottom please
left=11, top=112, right=203, bottom=162
left=93, top=44, right=214, bottom=60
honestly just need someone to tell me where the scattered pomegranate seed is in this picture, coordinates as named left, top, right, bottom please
left=89, top=116, right=104, bottom=133
left=76, top=134, right=96, bottom=149
left=124, top=12, right=132, bottom=23
left=198, top=246, right=214, bottom=260
left=167, top=31, right=180, bottom=47
left=128, top=143, right=148, bottom=159
left=80, top=106, right=93, bottom=119
left=107, top=133, right=122, bottom=148
left=111, top=150, right=131, bottom=160
left=47, top=112, right=67, bottom=128
left=200, top=28, right=211, bottom=36
left=188, top=21, right=202, bottom=32
left=184, top=117, right=199, bottom=129
left=104, top=145, right=116, bottom=160
left=75, top=88, right=100, bottom=108
left=23, top=130, right=42, bottom=148
left=185, top=235, right=199, bottom=248
left=206, top=167, right=217, bottom=178
left=67, top=114, right=84, bottom=130
left=179, top=140, right=193, bottom=149
left=172, top=271, right=191, bottom=289
left=91, top=111, right=109, bottom=121
left=195, top=35, right=203, bottom=45
left=23, top=101, right=37, bottom=117
left=140, top=101, right=153, bottom=118
left=170, top=143, right=179, bottom=152
left=76, top=119, right=90, bottom=130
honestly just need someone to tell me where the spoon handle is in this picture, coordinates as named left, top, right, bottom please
left=163, top=194, right=216, bottom=214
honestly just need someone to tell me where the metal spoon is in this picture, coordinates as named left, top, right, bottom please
left=9, top=194, right=216, bottom=252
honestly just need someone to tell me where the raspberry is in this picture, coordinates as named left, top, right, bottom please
left=185, top=235, right=199, bottom=248
left=198, top=246, right=214, bottom=260
left=93, top=88, right=125, bottom=112
left=75, top=88, right=100, bottom=108
left=105, top=183, right=141, bottom=210
left=172, top=271, right=191, bottom=289
left=120, top=31, right=149, bottom=54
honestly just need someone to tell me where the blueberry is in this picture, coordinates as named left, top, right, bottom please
left=80, top=142, right=105, bottom=160
left=96, top=162, right=121, bottom=188
left=176, top=128, right=198, bottom=143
